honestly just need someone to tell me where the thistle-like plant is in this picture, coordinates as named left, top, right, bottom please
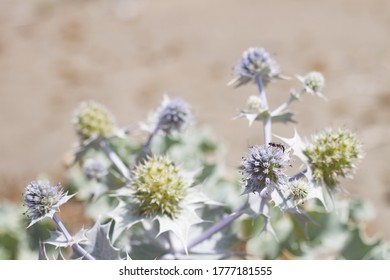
left=23, top=181, right=95, bottom=260
left=18, top=46, right=387, bottom=261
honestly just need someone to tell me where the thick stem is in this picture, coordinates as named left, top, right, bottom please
left=99, top=139, right=131, bottom=180
left=255, top=76, right=271, bottom=144
left=52, top=214, right=95, bottom=260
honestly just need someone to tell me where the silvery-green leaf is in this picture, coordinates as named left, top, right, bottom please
left=44, top=231, right=68, bottom=248
left=85, top=195, right=113, bottom=221
left=56, top=250, right=66, bottom=260
left=271, top=111, right=296, bottom=124
left=307, top=178, right=329, bottom=211
left=341, top=228, right=380, bottom=260
left=246, top=193, right=270, bottom=217
left=185, top=187, right=222, bottom=207
left=44, top=228, right=88, bottom=251
left=156, top=205, right=203, bottom=254
left=271, top=188, right=295, bottom=212
left=244, top=194, right=278, bottom=239
left=38, top=241, right=49, bottom=260
left=363, top=243, right=390, bottom=260
left=70, top=136, right=102, bottom=166
left=109, top=200, right=144, bottom=242
left=129, top=234, right=168, bottom=260
left=84, top=220, right=120, bottom=260
left=246, top=231, right=280, bottom=259
left=234, top=112, right=259, bottom=126
left=275, top=129, right=308, bottom=164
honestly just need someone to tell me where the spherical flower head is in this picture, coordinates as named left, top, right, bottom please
left=303, top=128, right=363, bottom=188
left=23, top=181, right=72, bottom=227
left=298, top=71, right=325, bottom=96
left=73, top=101, right=116, bottom=141
left=241, top=144, right=292, bottom=195
left=246, top=95, right=264, bottom=113
left=131, top=156, right=188, bottom=219
left=155, top=96, right=192, bottom=135
left=82, top=158, right=108, bottom=180
left=289, top=179, right=309, bottom=201
left=229, top=47, right=280, bottom=87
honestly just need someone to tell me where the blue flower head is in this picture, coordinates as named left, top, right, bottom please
left=241, top=144, right=292, bottom=195
left=156, top=96, right=192, bottom=135
left=229, top=47, right=281, bottom=87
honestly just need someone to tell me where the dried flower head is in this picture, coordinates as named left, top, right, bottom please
left=298, top=71, right=325, bottom=97
left=23, top=181, right=72, bottom=227
left=131, top=156, right=188, bottom=219
left=241, top=144, right=292, bottom=195
left=228, top=47, right=280, bottom=87
left=303, top=128, right=363, bottom=188
left=73, top=101, right=116, bottom=141
left=155, top=96, right=192, bottom=135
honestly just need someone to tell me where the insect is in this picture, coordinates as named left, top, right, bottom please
left=268, top=142, right=285, bottom=153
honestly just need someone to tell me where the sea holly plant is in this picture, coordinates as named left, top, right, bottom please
left=20, top=46, right=390, bottom=260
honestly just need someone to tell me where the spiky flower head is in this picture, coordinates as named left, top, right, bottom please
left=73, top=101, right=116, bottom=141
left=131, top=156, right=188, bottom=219
left=298, top=71, right=325, bottom=97
left=228, top=47, right=280, bottom=87
left=82, top=158, right=108, bottom=180
left=246, top=95, right=264, bottom=113
left=241, top=144, right=292, bottom=195
left=155, top=96, right=192, bottom=135
left=289, top=179, right=309, bottom=202
left=303, top=128, right=363, bottom=188
left=23, top=181, right=73, bottom=227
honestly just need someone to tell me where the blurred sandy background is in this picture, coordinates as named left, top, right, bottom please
left=0, top=0, right=389, bottom=238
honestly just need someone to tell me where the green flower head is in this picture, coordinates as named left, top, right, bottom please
left=298, top=71, right=325, bottom=97
left=246, top=95, right=263, bottom=113
left=303, top=128, right=363, bottom=188
left=73, top=101, right=116, bottom=141
left=131, top=156, right=188, bottom=219
left=289, top=179, right=309, bottom=201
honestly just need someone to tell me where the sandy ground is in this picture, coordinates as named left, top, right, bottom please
left=0, top=0, right=390, bottom=238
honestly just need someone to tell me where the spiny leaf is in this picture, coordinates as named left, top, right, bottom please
left=156, top=187, right=217, bottom=254
left=271, top=111, right=296, bottom=124
left=109, top=200, right=144, bottom=242
left=84, top=220, right=120, bottom=260
left=44, top=228, right=88, bottom=248
left=275, top=129, right=308, bottom=164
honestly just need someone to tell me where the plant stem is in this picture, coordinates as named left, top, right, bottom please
left=272, top=88, right=304, bottom=116
left=255, top=76, right=271, bottom=144
left=136, top=125, right=160, bottom=163
left=176, top=208, right=245, bottom=255
left=52, top=214, right=95, bottom=260
left=272, top=95, right=294, bottom=116
left=99, top=139, right=131, bottom=180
